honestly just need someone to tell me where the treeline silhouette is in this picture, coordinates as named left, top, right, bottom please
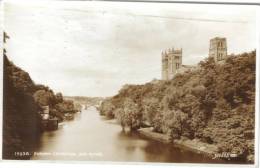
left=100, top=50, right=256, bottom=163
left=3, top=55, right=77, bottom=159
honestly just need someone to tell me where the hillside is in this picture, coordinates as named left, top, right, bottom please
left=64, top=96, right=104, bottom=108
left=3, top=55, right=78, bottom=159
left=99, top=51, right=256, bottom=163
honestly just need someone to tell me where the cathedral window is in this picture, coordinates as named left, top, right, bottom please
left=218, top=42, right=223, bottom=48
left=176, top=63, right=179, bottom=69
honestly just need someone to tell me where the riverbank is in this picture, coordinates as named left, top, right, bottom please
left=138, top=127, right=171, bottom=143
left=138, top=128, right=255, bottom=163
left=138, top=128, right=218, bottom=158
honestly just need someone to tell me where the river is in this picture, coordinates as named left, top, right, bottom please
left=32, top=106, right=228, bottom=163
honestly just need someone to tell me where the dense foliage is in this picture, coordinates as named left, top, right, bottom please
left=3, top=56, right=42, bottom=159
left=3, top=55, right=77, bottom=159
left=99, top=51, right=256, bottom=162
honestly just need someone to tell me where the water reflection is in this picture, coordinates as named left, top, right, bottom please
left=32, top=106, right=228, bottom=163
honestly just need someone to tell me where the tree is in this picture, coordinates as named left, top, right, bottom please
left=115, top=98, right=142, bottom=130
left=33, top=90, right=55, bottom=106
left=55, top=92, right=63, bottom=104
left=99, top=99, right=115, bottom=118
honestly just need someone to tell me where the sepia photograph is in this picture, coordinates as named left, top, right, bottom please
left=1, top=0, right=259, bottom=165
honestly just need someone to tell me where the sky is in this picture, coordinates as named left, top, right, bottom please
left=3, top=1, right=258, bottom=97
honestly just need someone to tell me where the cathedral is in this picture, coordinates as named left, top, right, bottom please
left=162, top=37, right=227, bottom=80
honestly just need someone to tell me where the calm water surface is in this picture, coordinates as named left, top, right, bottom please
left=32, top=106, right=228, bottom=163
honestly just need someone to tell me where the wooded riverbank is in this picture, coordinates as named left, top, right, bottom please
left=3, top=55, right=79, bottom=159
left=100, top=51, right=256, bottom=164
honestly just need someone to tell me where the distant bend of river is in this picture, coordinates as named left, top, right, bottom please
left=32, top=106, right=229, bottom=163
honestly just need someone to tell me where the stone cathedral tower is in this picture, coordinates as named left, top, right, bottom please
left=209, top=37, right=227, bottom=62
left=162, top=48, right=182, bottom=80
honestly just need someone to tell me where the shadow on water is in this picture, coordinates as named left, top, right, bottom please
left=115, top=130, right=228, bottom=164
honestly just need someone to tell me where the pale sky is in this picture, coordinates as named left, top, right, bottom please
left=4, top=1, right=258, bottom=97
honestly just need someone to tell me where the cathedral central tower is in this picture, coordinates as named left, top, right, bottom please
left=209, top=37, right=227, bottom=62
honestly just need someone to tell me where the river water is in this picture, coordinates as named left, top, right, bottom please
left=32, top=106, right=227, bottom=163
